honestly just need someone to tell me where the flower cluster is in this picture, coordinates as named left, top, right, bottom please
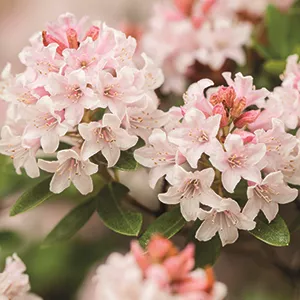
left=141, top=0, right=295, bottom=94
left=0, top=13, right=166, bottom=195
left=0, top=254, right=41, bottom=300
left=92, top=235, right=227, bottom=300
left=135, top=72, right=299, bottom=246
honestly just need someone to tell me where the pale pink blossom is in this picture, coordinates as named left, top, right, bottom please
left=134, top=129, right=185, bottom=188
left=196, top=196, right=256, bottom=246
left=222, top=72, right=269, bottom=108
left=282, top=54, right=300, bottom=90
left=195, top=19, right=252, bottom=71
left=38, top=148, right=98, bottom=194
left=0, top=125, right=40, bottom=178
left=168, top=108, right=221, bottom=168
left=209, top=134, right=266, bottom=193
left=0, top=254, right=41, bottom=300
left=243, top=172, right=298, bottom=223
left=158, top=165, right=216, bottom=221
left=79, top=113, right=138, bottom=167
left=22, top=96, right=68, bottom=153
left=254, top=118, right=297, bottom=171
left=45, top=70, right=99, bottom=126
left=123, top=106, right=169, bottom=141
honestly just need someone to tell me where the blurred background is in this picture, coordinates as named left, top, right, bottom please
left=0, top=1, right=299, bottom=300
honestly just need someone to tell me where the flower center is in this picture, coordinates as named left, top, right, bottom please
left=228, top=153, right=246, bottom=168
left=254, top=185, right=278, bottom=203
left=94, top=127, right=116, bottom=144
left=66, top=85, right=83, bottom=102
left=179, top=178, right=202, bottom=199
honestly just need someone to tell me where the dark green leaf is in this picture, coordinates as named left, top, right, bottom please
left=113, top=151, right=138, bottom=171
left=264, top=60, right=286, bottom=75
left=97, top=182, right=143, bottom=236
left=250, top=215, right=290, bottom=246
left=139, top=206, right=186, bottom=248
left=44, top=198, right=97, bottom=245
left=10, top=177, right=53, bottom=216
left=194, top=235, right=222, bottom=268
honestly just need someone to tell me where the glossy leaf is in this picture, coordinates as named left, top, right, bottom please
left=10, top=177, right=53, bottom=216
left=250, top=215, right=290, bottom=247
left=44, top=198, right=97, bottom=245
left=139, top=206, right=186, bottom=248
left=97, top=182, right=143, bottom=236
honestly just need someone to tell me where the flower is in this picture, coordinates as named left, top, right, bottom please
left=158, top=165, right=216, bottom=221
left=243, top=172, right=298, bottom=223
left=0, top=254, right=42, bottom=300
left=79, top=113, right=138, bottom=167
left=168, top=108, right=221, bottom=168
left=196, top=196, right=256, bottom=246
left=209, top=134, right=266, bottom=193
left=38, top=148, right=98, bottom=194
left=134, top=129, right=185, bottom=188
left=22, top=96, right=68, bottom=153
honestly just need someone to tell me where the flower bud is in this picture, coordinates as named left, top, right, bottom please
left=42, top=31, right=67, bottom=55
left=234, top=110, right=260, bottom=128
left=209, top=86, right=236, bottom=108
left=66, top=28, right=79, bottom=49
left=231, top=97, right=246, bottom=118
left=174, top=0, right=195, bottom=16
left=234, top=130, right=255, bottom=143
left=84, top=25, right=100, bottom=41
left=213, top=103, right=228, bottom=128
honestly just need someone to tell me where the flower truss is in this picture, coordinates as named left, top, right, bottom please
left=135, top=71, right=299, bottom=246
left=141, top=0, right=295, bottom=94
left=0, top=13, right=167, bottom=195
left=0, top=254, right=41, bottom=300
left=92, top=235, right=227, bottom=300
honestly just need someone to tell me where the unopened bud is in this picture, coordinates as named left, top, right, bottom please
left=209, top=86, right=236, bottom=108
left=42, top=31, right=67, bottom=55
left=213, top=103, right=228, bottom=128
left=84, top=25, right=100, bottom=41
left=231, top=97, right=246, bottom=118
left=234, top=130, right=255, bottom=143
left=174, top=0, right=195, bottom=16
left=66, top=28, right=79, bottom=49
left=234, top=110, right=260, bottom=128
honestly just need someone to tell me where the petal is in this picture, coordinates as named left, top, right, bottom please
left=261, top=201, right=279, bottom=223
left=72, top=172, right=93, bottom=195
left=102, top=113, right=121, bottom=128
left=242, top=198, right=261, bottom=221
left=224, top=134, right=243, bottom=152
left=24, top=156, right=40, bottom=178
left=221, top=169, right=241, bottom=193
left=81, top=140, right=103, bottom=161
left=195, top=218, right=219, bottom=242
left=158, top=187, right=182, bottom=205
left=41, top=132, right=60, bottom=153
left=38, top=159, right=60, bottom=173
left=237, top=213, right=256, bottom=230
left=180, top=198, right=200, bottom=221
left=50, top=172, right=71, bottom=194
left=102, top=144, right=120, bottom=168
left=149, top=165, right=171, bottom=189
left=219, top=222, right=239, bottom=246
left=83, top=160, right=99, bottom=175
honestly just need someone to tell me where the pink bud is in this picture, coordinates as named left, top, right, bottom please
left=42, top=31, right=67, bottom=55
left=84, top=25, right=100, bottom=41
left=234, top=110, right=260, bottom=128
left=147, top=235, right=177, bottom=261
left=130, top=241, right=150, bottom=273
left=234, top=130, right=255, bottom=143
left=213, top=103, right=228, bottom=128
left=231, top=97, right=246, bottom=118
left=173, top=0, right=195, bottom=16
left=209, top=86, right=236, bottom=108
left=66, top=28, right=79, bottom=49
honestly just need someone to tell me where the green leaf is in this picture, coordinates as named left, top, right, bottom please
left=264, top=60, right=286, bottom=75
left=139, top=206, right=186, bottom=248
left=250, top=215, right=290, bottom=246
left=44, top=198, right=97, bottom=245
left=194, top=235, right=222, bottom=268
left=10, top=177, right=53, bottom=216
left=252, top=41, right=273, bottom=59
left=0, top=231, right=23, bottom=251
left=97, top=182, right=143, bottom=236
left=266, top=5, right=290, bottom=58
left=113, top=150, right=138, bottom=171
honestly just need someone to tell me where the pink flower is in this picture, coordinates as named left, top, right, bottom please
left=282, top=54, right=300, bottom=90
left=22, top=96, right=68, bottom=153
left=209, top=134, right=266, bottom=193
left=244, top=172, right=298, bottom=223
left=195, top=19, right=252, bottom=71
left=196, top=196, right=256, bottom=246
left=222, top=72, right=269, bottom=108
left=254, top=118, right=297, bottom=171
left=0, top=125, right=40, bottom=178
left=45, top=70, right=99, bottom=126
left=38, top=148, right=98, bottom=194
left=168, top=108, right=221, bottom=168
left=123, top=106, right=169, bottom=141
left=158, top=165, right=216, bottom=221
left=134, top=129, right=185, bottom=188
left=79, top=113, right=138, bottom=167
left=0, top=254, right=41, bottom=300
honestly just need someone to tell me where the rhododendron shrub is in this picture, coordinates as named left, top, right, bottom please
left=1, top=1, right=300, bottom=299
